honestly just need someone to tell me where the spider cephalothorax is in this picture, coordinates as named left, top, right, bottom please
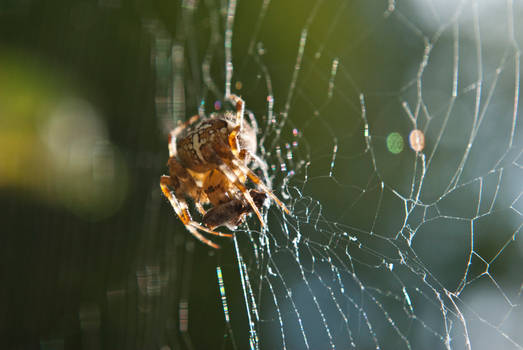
left=160, top=94, right=289, bottom=248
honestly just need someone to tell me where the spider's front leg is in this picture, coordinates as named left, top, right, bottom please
left=231, top=152, right=290, bottom=215
left=167, top=157, right=206, bottom=214
left=227, top=94, right=245, bottom=130
left=160, top=159, right=233, bottom=249
left=200, top=143, right=266, bottom=227
left=160, top=175, right=233, bottom=249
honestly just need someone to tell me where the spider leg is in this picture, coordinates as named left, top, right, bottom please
left=231, top=157, right=290, bottom=215
left=161, top=176, right=218, bottom=248
left=168, top=114, right=200, bottom=157
left=225, top=100, right=270, bottom=183
left=228, top=125, right=241, bottom=157
left=185, top=225, right=221, bottom=249
left=172, top=114, right=200, bottom=137
left=216, top=161, right=265, bottom=227
left=194, top=202, right=206, bottom=216
left=246, top=110, right=258, bottom=135
left=160, top=176, right=189, bottom=220
left=229, top=124, right=269, bottom=184
left=160, top=176, right=232, bottom=249
left=247, top=151, right=270, bottom=185
left=200, top=138, right=265, bottom=227
left=167, top=158, right=217, bottom=225
left=236, top=147, right=271, bottom=189
left=188, top=220, right=234, bottom=238
left=167, top=156, right=208, bottom=206
left=227, top=94, right=245, bottom=130
left=237, top=148, right=265, bottom=169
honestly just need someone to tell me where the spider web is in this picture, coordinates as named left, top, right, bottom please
left=147, top=0, right=522, bottom=349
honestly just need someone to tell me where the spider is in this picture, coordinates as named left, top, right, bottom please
left=160, top=94, right=290, bottom=248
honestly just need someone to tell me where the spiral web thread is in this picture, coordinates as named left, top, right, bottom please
left=153, top=0, right=523, bottom=349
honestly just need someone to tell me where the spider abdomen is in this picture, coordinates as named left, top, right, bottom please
left=176, top=119, right=230, bottom=172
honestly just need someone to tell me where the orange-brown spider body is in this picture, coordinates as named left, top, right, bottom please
left=160, top=95, right=289, bottom=248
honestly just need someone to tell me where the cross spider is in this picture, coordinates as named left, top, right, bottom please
left=160, top=94, right=290, bottom=248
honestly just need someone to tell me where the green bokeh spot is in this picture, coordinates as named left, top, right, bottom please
left=386, top=132, right=404, bottom=154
